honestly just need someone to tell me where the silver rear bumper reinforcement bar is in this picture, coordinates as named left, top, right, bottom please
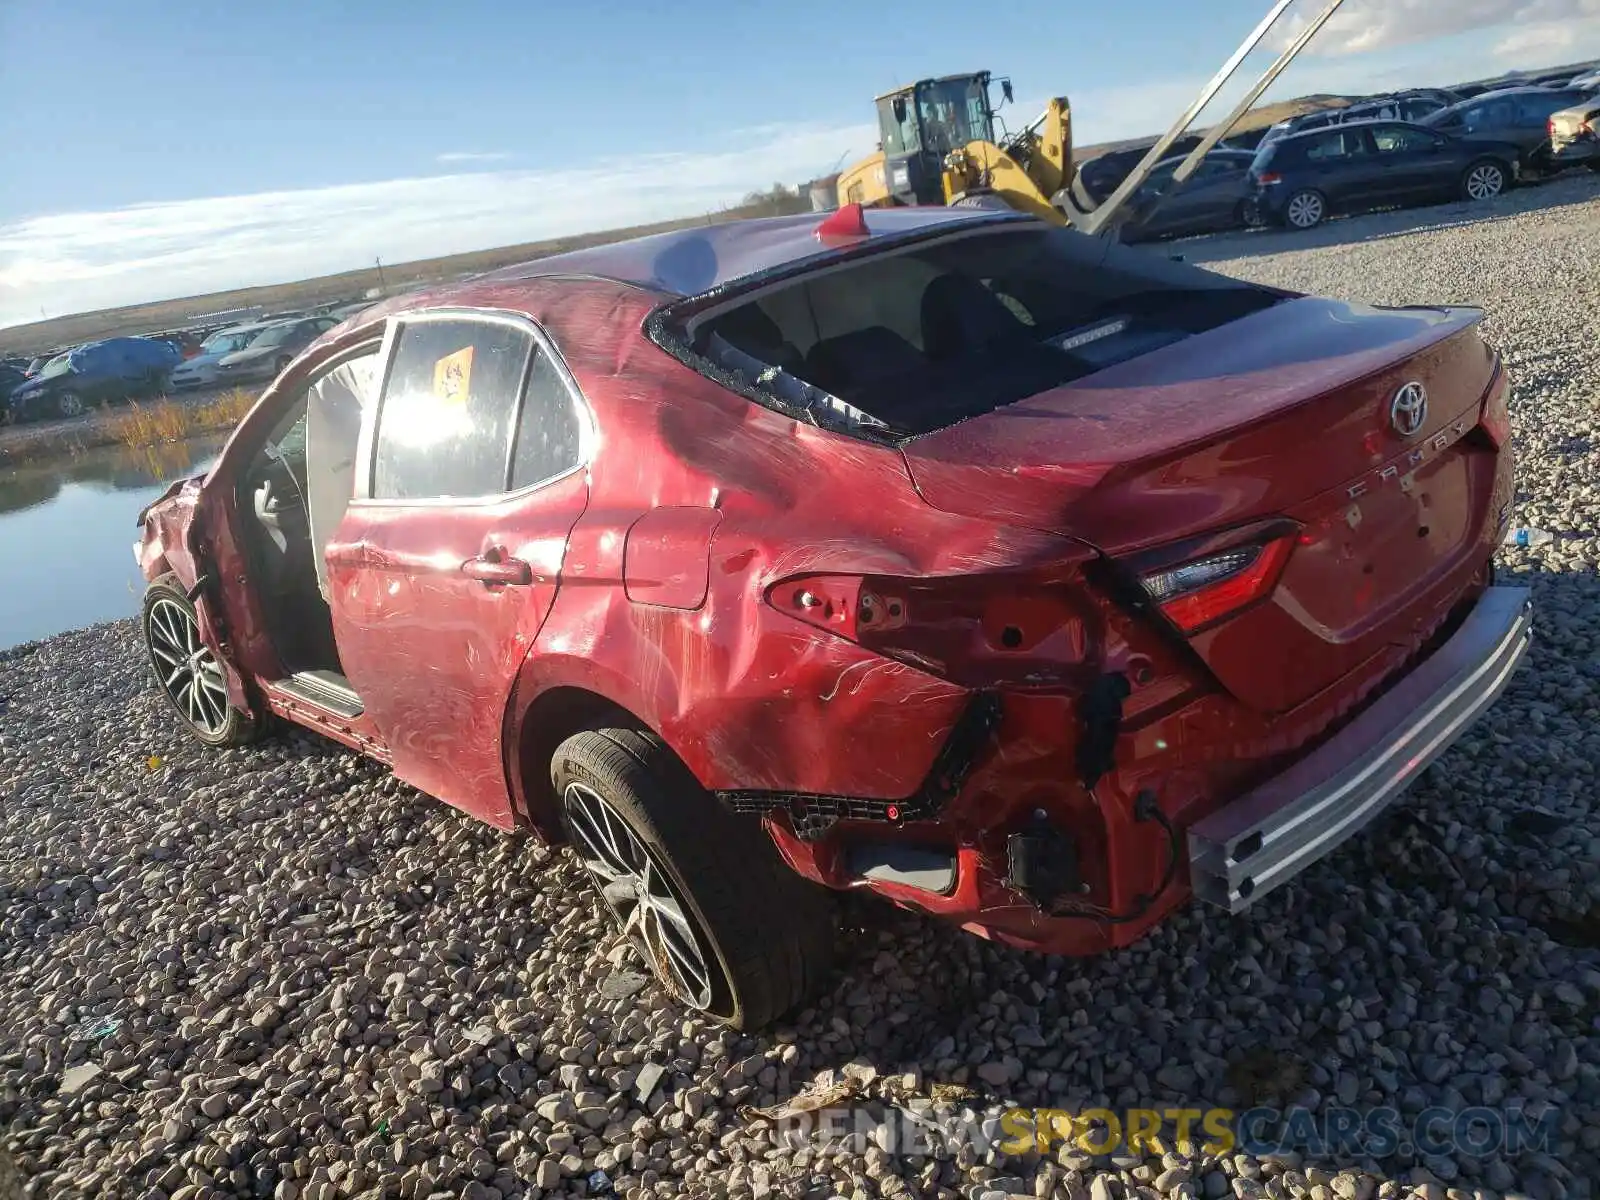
left=1188, top=585, right=1533, bottom=913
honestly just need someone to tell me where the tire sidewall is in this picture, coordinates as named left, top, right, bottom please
left=141, top=577, right=250, bottom=748
left=551, top=745, right=746, bottom=1021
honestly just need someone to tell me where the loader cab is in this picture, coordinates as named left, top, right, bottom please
left=877, top=72, right=1006, bottom=205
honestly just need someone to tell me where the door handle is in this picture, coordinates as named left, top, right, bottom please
left=462, top=553, right=535, bottom=585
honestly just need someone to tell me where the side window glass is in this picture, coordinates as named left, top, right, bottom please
left=372, top=319, right=533, bottom=500
left=1305, top=131, right=1363, bottom=161
left=510, top=346, right=584, bottom=490
left=1373, top=127, right=1427, bottom=153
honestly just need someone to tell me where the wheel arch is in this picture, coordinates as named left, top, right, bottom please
left=1469, top=153, right=1515, bottom=176
left=506, top=668, right=678, bottom=840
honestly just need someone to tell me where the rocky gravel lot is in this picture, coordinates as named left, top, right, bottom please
left=4, top=178, right=1600, bottom=1200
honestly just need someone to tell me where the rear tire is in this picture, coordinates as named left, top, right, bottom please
left=552, top=728, right=834, bottom=1030
left=1462, top=159, right=1508, bottom=201
left=141, top=575, right=260, bottom=748
left=1283, top=189, right=1326, bottom=230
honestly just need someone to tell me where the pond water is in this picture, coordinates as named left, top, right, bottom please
left=0, top=438, right=222, bottom=650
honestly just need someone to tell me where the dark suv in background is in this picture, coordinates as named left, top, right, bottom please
left=1422, top=87, right=1598, bottom=173
left=4, top=338, right=180, bottom=423
left=1251, top=121, right=1522, bottom=230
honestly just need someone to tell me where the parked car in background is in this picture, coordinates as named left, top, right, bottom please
left=213, top=316, right=339, bottom=385
left=1566, top=69, right=1600, bottom=93
left=1256, top=110, right=1335, bottom=148
left=1073, top=135, right=1205, bottom=205
left=152, top=331, right=204, bottom=360
left=168, top=322, right=279, bottom=391
left=1338, top=93, right=1452, bottom=124
left=1251, top=121, right=1521, bottom=230
left=1549, top=97, right=1600, bottom=168
left=5, top=337, right=179, bottom=422
left=1398, top=87, right=1465, bottom=109
left=137, top=206, right=1527, bottom=1028
left=1119, top=149, right=1257, bottom=241
left=1421, top=87, right=1593, bottom=173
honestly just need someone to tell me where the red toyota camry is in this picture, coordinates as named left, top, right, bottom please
left=136, top=205, right=1530, bottom=1029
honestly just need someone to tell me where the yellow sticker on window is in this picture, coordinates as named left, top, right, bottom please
left=433, top=345, right=474, bottom=408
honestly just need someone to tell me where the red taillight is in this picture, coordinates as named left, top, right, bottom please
left=767, top=570, right=1092, bottom=687
left=1256, top=171, right=1283, bottom=185
left=1478, top=363, right=1512, bottom=448
left=1139, top=536, right=1295, bottom=635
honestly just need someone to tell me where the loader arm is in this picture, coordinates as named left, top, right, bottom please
left=941, top=98, right=1073, bottom=224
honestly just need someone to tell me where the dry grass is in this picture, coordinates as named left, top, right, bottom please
left=105, top=387, right=256, bottom=452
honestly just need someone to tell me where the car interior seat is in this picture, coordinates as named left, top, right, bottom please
left=919, top=273, right=1031, bottom=361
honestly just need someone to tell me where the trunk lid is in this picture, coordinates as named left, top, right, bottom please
left=901, top=296, right=1505, bottom=712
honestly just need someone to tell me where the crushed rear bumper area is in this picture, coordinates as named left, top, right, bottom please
left=1188, top=585, right=1532, bottom=913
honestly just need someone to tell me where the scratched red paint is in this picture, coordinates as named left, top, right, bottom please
left=136, top=211, right=1514, bottom=957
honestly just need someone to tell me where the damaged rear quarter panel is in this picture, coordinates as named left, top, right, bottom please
left=507, top=284, right=1100, bottom=804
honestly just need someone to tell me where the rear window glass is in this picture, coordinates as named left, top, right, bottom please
left=677, top=226, right=1280, bottom=438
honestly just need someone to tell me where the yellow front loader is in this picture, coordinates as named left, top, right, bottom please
left=834, top=73, right=1074, bottom=225
left=828, top=0, right=1353, bottom=237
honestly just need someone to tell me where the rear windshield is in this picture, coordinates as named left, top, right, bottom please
left=675, top=225, right=1281, bottom=439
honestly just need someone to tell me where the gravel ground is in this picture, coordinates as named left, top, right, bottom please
left=3, top=178, right=1600, bottom=1200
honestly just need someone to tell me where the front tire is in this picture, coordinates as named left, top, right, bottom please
left=1283, top=189, right=1326, bottom=230
left=141, top=576, right=259, bottom=747
left=1462, top=160, right=1508, bottom=201
left=56, top=391, right=84, bottom=418
left=552, top=728, right=834, bottom=1030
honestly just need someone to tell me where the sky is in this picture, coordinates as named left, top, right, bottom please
left=3, top=0, right=1600, bottom=329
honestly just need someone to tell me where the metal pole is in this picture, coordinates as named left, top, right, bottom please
left=1169, top=0, right=1350, bottom=185
left=1076, top=0, right=1298, bottom=236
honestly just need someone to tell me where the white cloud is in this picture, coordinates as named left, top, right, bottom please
left=0, top=121, right=872, bottom=329
left=435, top=151, right=515, bottom=164
left=1278, top=0, right=1600, bottom=57
left=1494, top=20, right=1581, bottom=57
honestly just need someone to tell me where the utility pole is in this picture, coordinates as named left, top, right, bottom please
left=375, top=256, right=388, bottom=296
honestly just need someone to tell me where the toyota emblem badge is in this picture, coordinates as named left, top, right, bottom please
left=1390, top=382, right=1428, bottom=438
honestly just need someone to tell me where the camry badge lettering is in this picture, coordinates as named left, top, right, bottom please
left=1349, top=417, right=1467, bottom=499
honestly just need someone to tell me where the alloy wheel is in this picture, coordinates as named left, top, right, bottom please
left=57, top=392, right=84, bottom=418
left=1466, top=164, right=1504, bottom=200
left=562, top=780, right=716, bottom=1009
left=1286, top=192, right=1324, bottom=229
left=146, top=596, right=231, bottom=737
